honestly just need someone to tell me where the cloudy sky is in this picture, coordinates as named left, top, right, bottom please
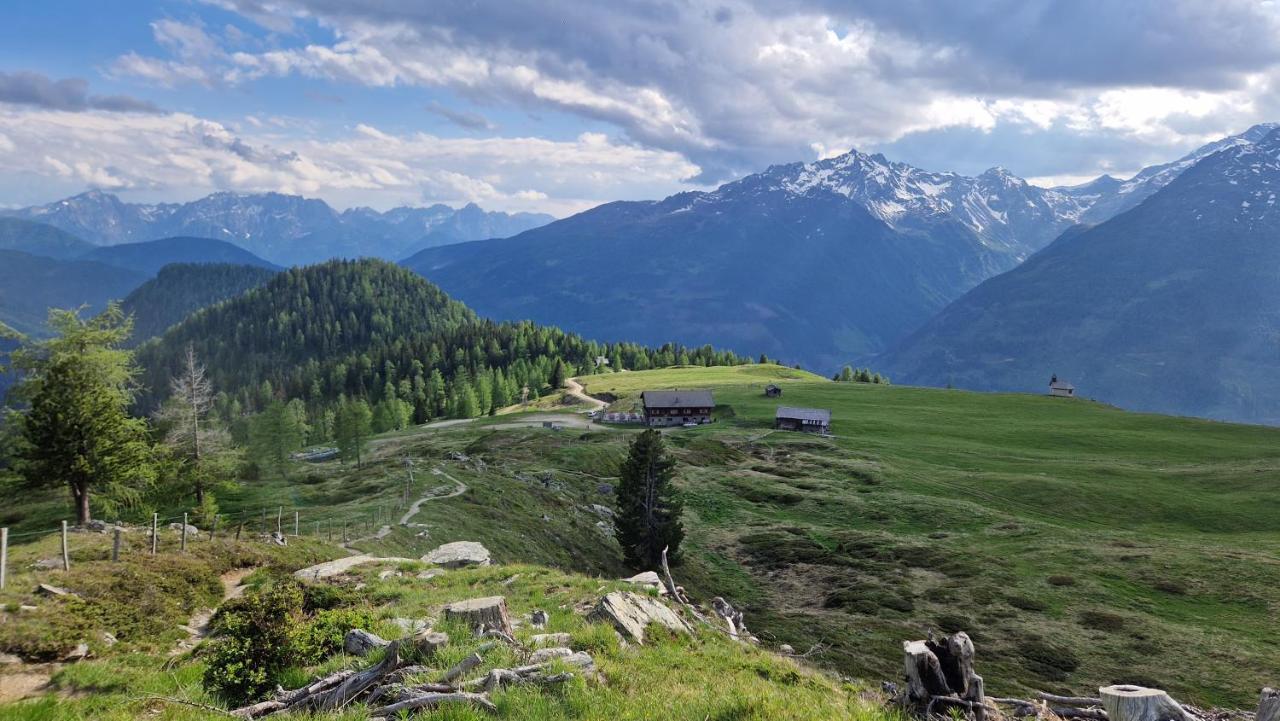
left=2, top=0, right=1279, bottom=215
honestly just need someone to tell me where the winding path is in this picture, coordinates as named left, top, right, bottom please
left=565, top=377, right=608, bottom=412
left=399, top=469, right=468, bottom=526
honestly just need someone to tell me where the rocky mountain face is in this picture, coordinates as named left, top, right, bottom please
left=5, top=191, right=554, bottom=265
left=879, top=128, right=1280, bottom=424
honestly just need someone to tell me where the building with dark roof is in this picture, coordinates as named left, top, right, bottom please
left=641, top=389, right=715, bottom=427
left=1048, top=374, right=1075, bottom=398
left=764, top=384, right=782, bottom=397
left=774, top=406, right=831, bottom=434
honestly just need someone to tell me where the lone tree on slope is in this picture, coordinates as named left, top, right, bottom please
left=614, top=428, right=684, bottom=569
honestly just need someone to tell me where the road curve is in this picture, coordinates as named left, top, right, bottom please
left=565, top=377, right=608, bottom=411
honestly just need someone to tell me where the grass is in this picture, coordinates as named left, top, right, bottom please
left=3, top=560, right=896, bottom=720
left=5, top=363, right=1280, bottom=710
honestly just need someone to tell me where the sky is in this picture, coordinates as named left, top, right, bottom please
left=2, top=0, right=1280, bottom=216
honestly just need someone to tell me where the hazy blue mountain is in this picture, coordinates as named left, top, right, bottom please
left=405, top=164, right=1010, bottom=371
left=0, top=250, right=146, bottom=336
left=120, top=263, right=279, bottom=342
left=879, top=128, right=1280, bottom=425
left=6, top=191, right=554, bottom=265
left=0, top=218, right=94, bottom=259
left=82, top=237, right=279, bottom=275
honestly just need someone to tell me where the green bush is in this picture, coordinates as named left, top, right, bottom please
left=293, top=607, right=375, bottom=664
left=203, top=584, right=304, bottom=705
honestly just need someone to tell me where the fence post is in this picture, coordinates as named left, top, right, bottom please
left=327, top=519, right=332, bottom=542
left=1, top=527, right=8, bottom=590
left=342, top=523, right=348, bottom=543
left=210, top=515, right=218, bottom=541
left=111, top=527, right=121, bottom=562
left=151, top=513, right=158, bottom=555
left=314, top=520, right=319, bottom=537
left=261, top=508, right=267, bottom=534
left=181, top=512, right=188, bottom=552
left=293, top=510, right=299, bottom=537
left=61, top=520, right=70, bottom=571
left=236, top=521, right=244, bottom=541
left=276, top=506, right=283, bottom=536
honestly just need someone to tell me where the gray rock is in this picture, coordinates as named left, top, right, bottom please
left=343, top=629, right=389, bottom=656
left=528, top=647, right=574, bottom=664
left=0, top=652, right=22, bottom=665
left=100, top=631, right=118, bottom=647
left=622, top=571, right=667, bottom=595
left=389, top=617, right=431, bottom=635
left=589, top=591, right=690, bottom=644
left=168, top=522, right=199, bottom=536
left=292, top=555, right=414, bottom=581
left=589, top=504, right=615, bottom=518
left=530, top=632, right=572, bottom=648
left=61, top=643, right=90, bottom=662
left=596, top=483, right=614, bottom=495
left=416, top=568, right=445, bottom=581
left=780, top=643, right=796, bottom=655
left=422, top=541, right=492, bottom=569
left=32, top=558, right=62, bottom=571
left=530, top=609, right=549, bottom=628
left=36, top=583, right=74, bottom=597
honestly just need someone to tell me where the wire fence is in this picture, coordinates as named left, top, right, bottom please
left=0, top=498, right=426, bottom=591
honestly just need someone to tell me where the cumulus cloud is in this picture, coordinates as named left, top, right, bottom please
left=131, top=0, right=1280, bottom=183
left=0, top=71, right=162, bottom=114
left=424, top=100, right=495, bottom=131
left=0, top=106, right=696, bottom=214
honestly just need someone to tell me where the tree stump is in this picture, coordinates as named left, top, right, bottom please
left=902, top=632, right=985, bottom=720
left=1258, top=688, right=1280, bottom=721
left=344, top=629, right=389, bottom=656
left=444, top=596, right=513, bottom=636
left=1099, top=685, right=1196, bottom=721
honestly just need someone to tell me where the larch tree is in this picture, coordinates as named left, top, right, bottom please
left=614, top=429, right=685, bottom=569
left=155, top=344, right=236, bottom=519
left=334, top=397, right=373, bottom=467
left=13, top=305, right=156, bottom=524
left=248, top=400, right=304, bottom=479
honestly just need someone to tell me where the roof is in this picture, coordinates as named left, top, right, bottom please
left=775, top=406, right=832, bottom=423
left=1049, top=381, right=1075, bottom=391
left=765, top=383, right=781, bottom=390
left=641, top=389, right=715, bottom=408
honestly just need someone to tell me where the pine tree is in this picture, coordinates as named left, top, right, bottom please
left=549, top=358, right=568, bottom=389
left=13, top=305, right=156, bottom=524
left=614, top=429, right=684, bottom=569
left=334, top=397, right=373, bottom=467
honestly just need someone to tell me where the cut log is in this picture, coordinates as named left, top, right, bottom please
left=370, top=691, right=497, bottom=717
left=1100, top=685, right=1196, bottom=721
left=903, top=640, right=952, bottom=702
left=408, top=629, right=449, bottom=658
left=1037, top=692, right=1104, bottom=707
left=443, top=596, right=513, bottom=636
left=230, top=699, right=286, bottom=718
left=440, top=652, right=484, bottom=685
left=1259, top=688, right=1280, bottom=721
left=344, top=628, right=389, bottom=656
left=902, top=632, right=985, bottom=719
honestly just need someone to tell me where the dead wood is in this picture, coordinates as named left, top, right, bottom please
left=310, top=640, right=402, bottom=711
left=440, top=652, right=484, bottom=685
left=1037, top=693, right=1104, bottom=707
left=369, top=691, right=497, bottom=717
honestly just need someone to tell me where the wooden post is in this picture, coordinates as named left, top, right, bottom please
left=210, top=515, right=219, bottom=541
left=111, top=527, right=121, bottom=562
left=181, top=512, right=188, bottom=551
left=343, top=523, right=348, bottom=543
left=235, top=521, right=244, bottom=541
left=61, top=520, right=70, bottom=570
left=276, top=506, right=283, bottom=535
left=327, top=519, right=333, bottom=542
left=151, top=513, right=158, bottom=555
left=314, top=520, right=319, bottom=536
left=0, top=527, right=7, bottom=590
left=294, top=511, right=299, bottom=537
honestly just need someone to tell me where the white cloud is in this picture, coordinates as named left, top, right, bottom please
left=0, top=106, right=697, bottom=215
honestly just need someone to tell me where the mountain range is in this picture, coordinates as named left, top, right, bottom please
left=4, top=192, right=554, bottom=265
left=405, top=124, right=1280, bottom=376
left=879, top=127, right=1280, bottom=424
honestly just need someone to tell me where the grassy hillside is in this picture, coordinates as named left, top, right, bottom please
left=5, top=364, right=1278, bottom=710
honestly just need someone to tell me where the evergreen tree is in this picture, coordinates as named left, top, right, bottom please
left=614, top=429, right=684, bottom=569
left=838, top=365, right=855, bottom=382
left=248, top=400, right=304, bottom=479
left=549, top=358, right=568, bottom=389
left=154, top=344, right=237, bottom=516
left=334, top=397, right=373, bottom=467
left=12, top=305, right=156, bottom=524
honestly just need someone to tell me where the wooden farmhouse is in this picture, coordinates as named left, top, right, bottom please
left=775, top=406, right=831, bottom=435
left=640, top=390, right=715, bottom=427
left=1048, top=375, right=1075, bottom=398
left=764, top=384, right=783, bottom=398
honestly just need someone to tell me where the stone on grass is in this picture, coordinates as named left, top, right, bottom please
left=61, top=643, right=90, bottom=662
left=292, top=555, right=414, bottom=581
left=531, top=632, right=572, bottom=648
left=530, top=610, right=549, bottom=628
left=528, top=647, right=574, bottom=664
left=589, top=591, right=690, bottom=644
left=623, top=571, right=666, bottom=595
left=36, top=583, right=74, bottom=597
left=168, top=522, right=199, bottom=536
left=389, top=617, right=431, bottom=636
left=422, top=541, right=491, bottom=569
left=344, top=629, right=389, bottom=656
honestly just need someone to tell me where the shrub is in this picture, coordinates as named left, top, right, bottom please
left=203, top=584, right=304, bottom=705
left=1007, top=594, right=1049, bottom=612
left=301, top=583, right=360, bottom=612
left=1079, top=610, right=1126, bottom=631
left=1047, top=575, right=1077, bottom=587
left=293, top=607, right=375, bottom=665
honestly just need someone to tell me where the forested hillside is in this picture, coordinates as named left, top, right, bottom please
left=135, top=259, right=751, bottom=434
left=0, top=218, right=93, bottom=259
left=0, top=250, right=146, bottom=336
left=120, top=263, right=279, bottom=342
left=82, top=236, right=279, bottom=275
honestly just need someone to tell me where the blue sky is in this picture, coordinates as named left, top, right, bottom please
left=2, top=0, right=1279, bottom=215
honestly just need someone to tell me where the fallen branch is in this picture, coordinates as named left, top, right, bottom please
left=136, top=695, right=236, bottom=717
left=440, top=652, right=484, bottom=685
left=369, top=691, right=498, bottom=718
left=1038, top=692, right=1105, bottom=707
left=313, top=640, right=402, bottom=711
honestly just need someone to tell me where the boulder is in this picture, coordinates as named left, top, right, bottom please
left=422, top=541, right=492, bottom=569
left=36, top=583, right=74, bottom=598
left=416, top=569, right=445, bottom=581
left=388, top=617, right=431, bottom=636
left=32, top=558, right=62, bottom=571
left=343, top=629, right=389, bottom=656
left=589, top=591, right=690, bottom=644
left=292, top=555, right=414, bottom=581
left=528, top=647, right=574, bottom=664
left=530, top=632, right=572, bottom=648
left=622, top=571, right=667, bottom=595
left=443, top=596, right=513, bottom=636
left=780, top=643, right=796, bottom=655
left=169, top=522, right=199, bottom=536
left=0, top=652, right=22, bottom=665
left=61, top=643, right=90, bottom=662
left=589, top=504, right=615, bottom=519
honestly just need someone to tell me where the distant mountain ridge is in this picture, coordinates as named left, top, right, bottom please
left=121, top=263, right=279, bottom=342
left=82, top=237, right=279, bottom=275
left=5, top=191, right=555, bottom=265
left=879, top=127, right=1280, bottom=424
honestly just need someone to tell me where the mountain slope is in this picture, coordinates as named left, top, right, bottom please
left=879, top=128, right=1280, bottom=424
left=120, top=263, right=279, bottom=342
left=6, top=191, right=554, bottom=265
left=82, top=236, right=280, bottom=275
left=0, top=218, right=95, bottom=259
left=0, top=250, right=146, bottom=336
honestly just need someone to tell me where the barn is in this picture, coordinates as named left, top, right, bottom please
left=1048, top=375, right=1075, bottom=398
left=764, top=384, right=782, bottom=397
left=641, top=390, right=715, bottom=427
left=774, top=406, right=831, bottom=435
